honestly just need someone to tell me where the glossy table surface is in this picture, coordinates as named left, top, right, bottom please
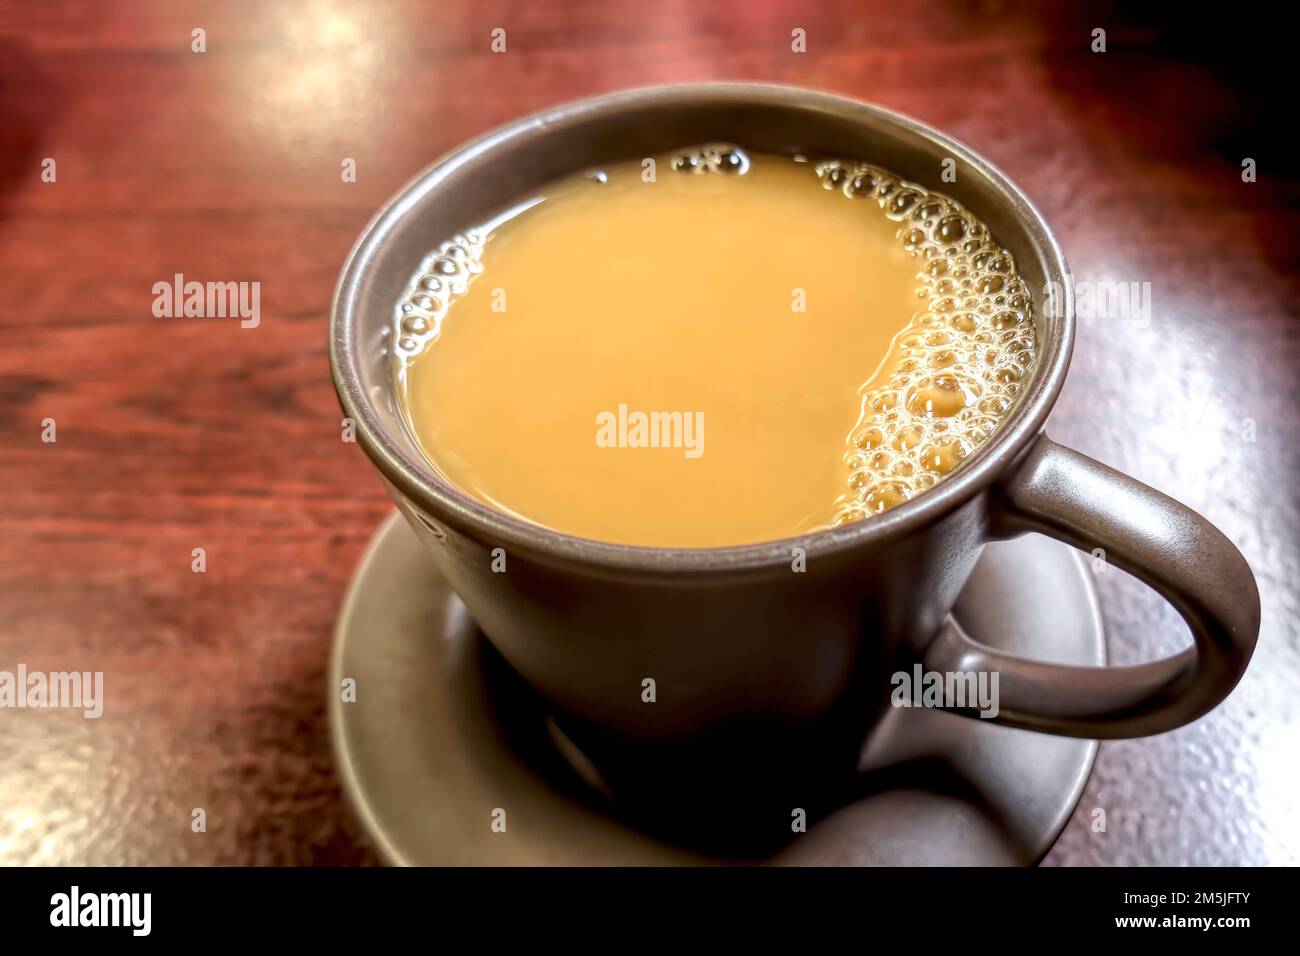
left=0, top=0, right=1296, bottom=865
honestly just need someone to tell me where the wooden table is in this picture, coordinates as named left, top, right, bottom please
left=1, top=0, right=1296, bottom=865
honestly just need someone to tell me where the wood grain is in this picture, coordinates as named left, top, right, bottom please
left=0, top=0, right=1296, bottom=865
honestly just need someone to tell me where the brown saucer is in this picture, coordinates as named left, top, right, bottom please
left=329, top=512, right=1102, bottom=865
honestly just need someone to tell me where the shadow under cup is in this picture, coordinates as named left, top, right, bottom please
left=330, top=85, right=1258, bottom=851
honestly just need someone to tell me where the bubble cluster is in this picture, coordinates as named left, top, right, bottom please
left=814, top=159, right=1038, bottom=526
left=393, top=232, right=486, bottom=357
left=671, top=144, right=752, bottom=175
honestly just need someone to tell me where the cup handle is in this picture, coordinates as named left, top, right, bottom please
left=923, top=433, right=1259, bottom=738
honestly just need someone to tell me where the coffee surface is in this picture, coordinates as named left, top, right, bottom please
left=394, top=147, right=1036, bottom=547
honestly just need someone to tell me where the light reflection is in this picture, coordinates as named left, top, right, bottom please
left=0, top=808, right=37, bottom=861
left=1254, top=722, right=1300, bottom=863
left=231, top=0, right=403, bottom=153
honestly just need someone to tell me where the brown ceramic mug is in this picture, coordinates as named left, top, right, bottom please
left=330, top=84, right=1259, bottom=834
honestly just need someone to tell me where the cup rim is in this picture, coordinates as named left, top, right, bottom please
left=330, top=82, right=1073, bottom=575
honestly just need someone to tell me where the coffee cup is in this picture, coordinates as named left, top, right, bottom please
left=330, top=84, right=1259, bottom=838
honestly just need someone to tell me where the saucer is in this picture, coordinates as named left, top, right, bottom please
left=330, top=512, right=1102, bottom=865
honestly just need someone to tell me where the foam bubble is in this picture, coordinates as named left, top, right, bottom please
left=392, top=233, right=487, bottom=358
left=814, top=158, right=1038, bottom=524
left=671, top=145, right=752, bottom=176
